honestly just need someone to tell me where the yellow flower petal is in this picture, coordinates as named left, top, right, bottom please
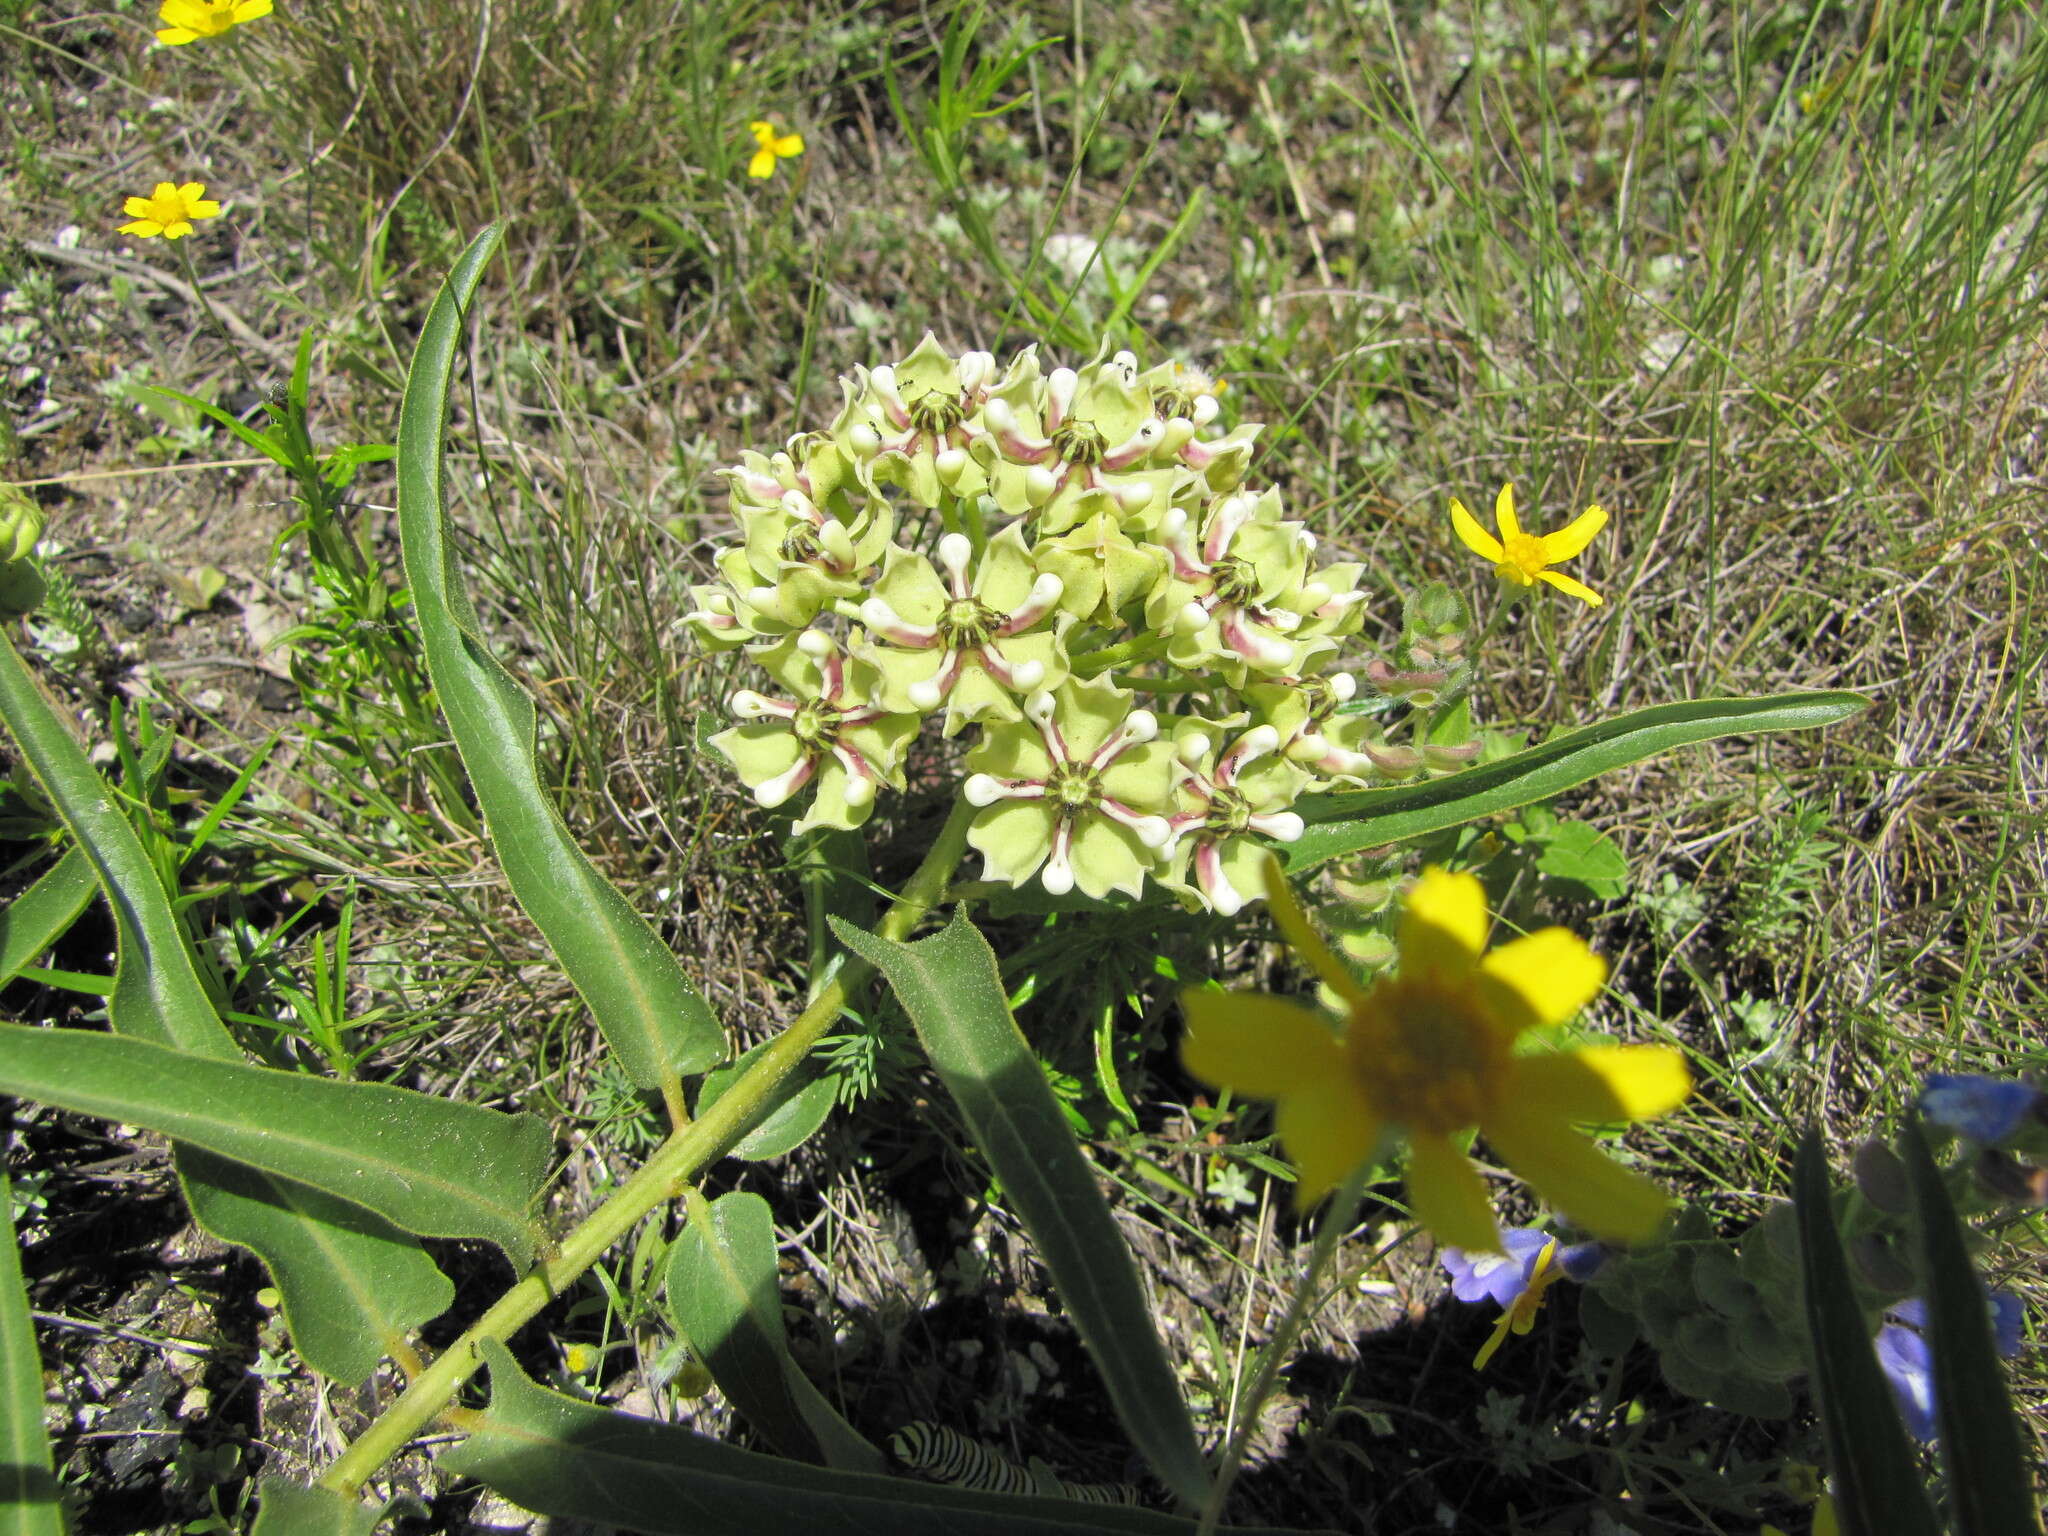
left=1537, top=569, right=1604, bottom=606
left=747, top=147, right=777, bottom=178
left=176, top=181, right=207, bottom=201
left=119, top=219, right=164, bottom=237
left=233, top=0, right=272, bottom=18
left=150, top=181, right=178, bottom=201
left=1492, top=483, right=1521, bottom=541
left=162, top=221, right=194, bottom=239
left=187, top=199, right=221, bottom=219
left=1261, top=854, right=1370, bottom=1009
left=1397, top=866, right=1488, bottom=980
left=1507, top=1047, right=1691, bottom=1126
left=1275, top=1075, right=1380, bottom=1207
left=1406, top=1132, right=1501, bottom=1251
left=1448, top=498, right=1504, bottom=563
left=123, top=197, right=155, bottom=217
left=1536, top=503, right=1607, bottom=562
left=1476, top=926, right=1607, bottom=1034
left=749, top=120, right=776, bottom=143
left=772, top=131, right=804, bottom=158
left=1179, top=989, right=1341, bottom=1100
left=1483, top=1104, right=1673, bottom=1244
left=156, top=26, right=199, bottom=42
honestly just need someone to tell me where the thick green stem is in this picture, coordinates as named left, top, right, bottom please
left=1069, top=631, right=1168, bottom=677
left=316, top=798, right=976, bottom=1497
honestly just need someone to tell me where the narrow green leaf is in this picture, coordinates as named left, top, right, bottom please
left=249, top=1478, right=379, bottom=1536
left=830, top=911, right=1211, bottom=1510
left=396, top=224, right=723, bottom=1087
left=1792, top=1129, right=1941, bottom=1536
left=0, top=1171, right=62, bottom=1536
left=667, top=1191, right=882, bottom=1472
left=0, top=847, right=94, bottom=988
left=693, top=1040, right=837, bottom=1162
left=1900, top=1120, right=2041, bottom=1536
left=0, top=632, right=235, bottom=1059
left=1287, top=692, right=1868, bottom=870
left=0, top=1025, right=548, bottom=1268
left=176, top=1150, right=454, bottom=1386
left=443, top=1341, right=1314, bottom=1536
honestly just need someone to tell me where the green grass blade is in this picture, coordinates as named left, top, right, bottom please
left=1900, top=1121, right=2041, bottom=1536
left=1791, top=1128, right=1941, bottom=1536
left=0, top=1170, right=62, bottom=1536
left=0, top=631, right=234, bottom=1059
left=0, top=847, right=94, bottom=989
left=444, top=1341, right=1314, bottom=1536
left=666, top=1190, right=882, bottom=1472
left=248, top=1478, right=378, bottom=1536
left=396, top=223, right=724, bottom=1088
left=0, top=1024, right=548, bottom=1268
left=831, top=911, right=1212, bottom=1510
left=1286, top=692, right=1868, bottom=871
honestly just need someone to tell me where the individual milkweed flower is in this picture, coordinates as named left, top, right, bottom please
left=1875, top=1291, right=2025, bottom=1441
left=1449, top=483, right=1608, bottom=607
left=1145, top=489, right=1331, bottom=681
left=978, top=352, right=1175, bottom=528
left=1919, top=1073, right=2044, bottom=1145
left=707, top=631, right=918, bottom=833
left=1161, top=722, right=1307, bottom=916
left=837, top=333, right=1012, bottom=507
left=117, top=181, right=222, bottom=239
left=853, top=529, right=1069, bottom=735
left=747, top=120, right=804, bottom=179
left=155, top=0, right=271, bottom=45
left=1179, top=863, right=1692, bottom=1251
left=1440, top=1226, right=1608, bottom=1368
left=963, top=675, right=1177, bottom=900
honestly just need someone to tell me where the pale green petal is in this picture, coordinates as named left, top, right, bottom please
left=874, top=545, right=949, bottom=623
left=1406, top=1133, right=1502, bottom=1252
left=941, top=663, right=1021, bottom=734
left=963, top=717, right=1055, bottom=782
left=793, top=758, right=874, bottom=833
left=893, top=332, right=959, bottom=398
left=1477, top=928, right=1608, bottom=1035
left=966, top=799, right=1056, bottom=885
left=976, top=523, right=1041, bottom=610
left=839, top=712, right=919, bottom=784
left=1483, top=1102, right=1674, bottom=1245
left=708, top=723, right=801, bottom=788
left=1070, top=816, right=1153, bottom=900
left=857, top=640, right=948, bottom=715
left=1505, top=1047, right=1691, bottom=1125
left=1052, top=673, right=1135, bottom=760
left=1099, top=739, right=1178, bottom=813
left=1397, top=866, right=1488, bottom=979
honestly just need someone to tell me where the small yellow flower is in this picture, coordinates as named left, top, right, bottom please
left=1180, top=861, right=1691, bottom=1252
left=155, top=0, right=272, bottom=45
left=561, top=1341, right=599, bottom=1375
left=1449, top=483, right=1609, bottom=607
left=118, top=182, right=222, bottom=240
left=747, top=120, right=805, bottom=180
left=1472, top=1238, right=1566, bottom=1369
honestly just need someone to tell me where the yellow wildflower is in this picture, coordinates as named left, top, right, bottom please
left=118, top=182, right=222, bottom=240
left=155, top=0, right=272, bottom=45
left=1449, top=483, right=1609, bottom=606
left=1180, top=862, right=1691, bottom=1251
left=747, top=120, right=805, bottom=180
left=1472, top=1237, right=1566, bottom=1368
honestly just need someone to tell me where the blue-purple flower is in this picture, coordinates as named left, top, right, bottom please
left=1440, top=1226, right=1608, bottom=1367
left=1875, top=1291, right=2025, bottom=1441
left=1919, top=1074, right=2043, bottom=1145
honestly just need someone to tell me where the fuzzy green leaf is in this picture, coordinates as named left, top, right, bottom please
left=0, top=1025, right=548, bottom=1268
left=1792, top=1128, right=1940, bottom=1536
left=396, top=222, right=724, bottom=1087
left=1289, top=693, right=1868, bottom=870
left=666, top=1191, right=882, bottom=1472
left=443, top=1341, right=1314, bottom=1536
left=248, top=1478, right=380, bottom=1536
left=1900, top=1120, right=2041, bottom=1536
left=0, top=847, right=94, bottom=988
left=693, top=1041, right=837, bottom=1161
left=830, top=910, right=1211, bottom=1510
left=0, top=1171, right=61, bottom=1536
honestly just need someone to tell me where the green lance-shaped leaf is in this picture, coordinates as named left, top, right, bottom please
left=1287, top=692, right=1868, bottom=870
left=0, top=1025, right=548, bottom=1268
left=1791, top=1129, right=1941, bottom=1536
left=0, top=631, right=459, bottom=1384
left=248, top=1478, right=381, bottom=1536
left=0, top=847, right=94, bottom=988
left=1900, top=1120, right=2041, bottom=1536
left=830, top=910, right=1211, bottom=1511
left=693, top=1040, right=837, bottom=1161
left=443, top=1341, right=1318, bottom=1536
left=0, top=1171, right=61, bottom=1536
left=396, top=223, right=723, bottom=1087
left=666, top=1190, right=883, bottom=1472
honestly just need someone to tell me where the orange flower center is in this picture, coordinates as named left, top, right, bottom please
left=1345, top=977, right=1506, bottom=1135
left=1499, top=533, right=1548, bottom=583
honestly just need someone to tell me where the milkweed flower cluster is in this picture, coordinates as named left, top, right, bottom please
left=688, top=336, right=1416, bottom=915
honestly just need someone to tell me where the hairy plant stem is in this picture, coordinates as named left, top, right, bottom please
left=316, top=797, right=976, bottom=1498
left=1194, top=1162, right=1369, bottom=1536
